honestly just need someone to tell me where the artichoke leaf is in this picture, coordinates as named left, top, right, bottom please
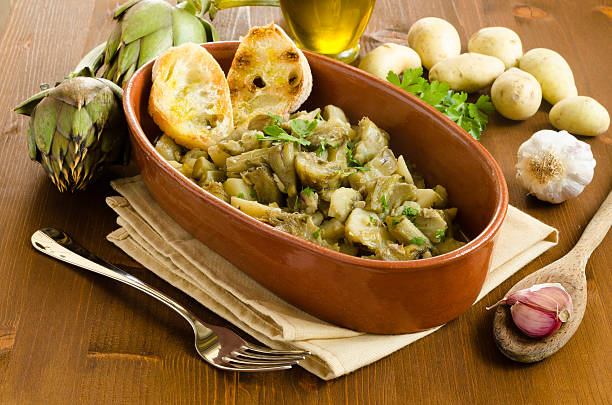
left=138, top=25, right=173, bottom=67
left=117, top=39, right=141, bottom=79
left=120, top=0, right=173, bottom=44
left=171, top=7, right=206, bottom=45
left=32, top=98, right=59, bottom=155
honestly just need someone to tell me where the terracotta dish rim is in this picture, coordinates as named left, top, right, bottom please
left=123, top=40, right=509, bottom=273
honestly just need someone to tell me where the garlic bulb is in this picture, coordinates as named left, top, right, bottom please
left=516, top=130, right=596, bottom=203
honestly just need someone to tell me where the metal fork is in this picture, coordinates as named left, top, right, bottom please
left=31, top=228, right=309, bottom=372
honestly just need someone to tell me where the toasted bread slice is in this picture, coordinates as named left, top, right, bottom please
left=148, top=43, right=233, bottom=150
left=227, top=23, right=313, bottom=128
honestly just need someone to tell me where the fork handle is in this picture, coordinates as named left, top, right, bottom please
left=570, top=188, right=612, bottom=267
left=32, top=228, right=201, bottom=328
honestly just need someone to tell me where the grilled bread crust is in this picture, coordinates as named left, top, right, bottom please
left=227, top=23, right=313, bottom=128
left=148, top=43, right=233, bottom=150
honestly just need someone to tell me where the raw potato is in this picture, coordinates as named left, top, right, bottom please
left=407, top=17, right=461, bottom=70
left=359, top=43, right=421, bottom=80
left=428, top=53, right=505, bottom=93
left=468, top=27, right=523, bottom=69
left=549, top=96, right=610, bottom=136
left=491, top=68, right=542, bottom=120
left=519, top=48, right=577, bottom=105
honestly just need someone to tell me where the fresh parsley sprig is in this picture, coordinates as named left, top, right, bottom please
left=257, top=116, right=317, bottom=147
left=387, top=68, right=495, bottom=140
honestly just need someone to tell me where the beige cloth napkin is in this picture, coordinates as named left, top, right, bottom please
left=105, top=176, right=558, bottom=380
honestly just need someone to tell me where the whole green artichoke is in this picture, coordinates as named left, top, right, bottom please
left=14, top=77, right=127, bottom=192
left=100, top=0, right=279, bottom=87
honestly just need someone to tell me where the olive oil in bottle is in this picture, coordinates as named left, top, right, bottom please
left=279, top=0, right=376, bottom=63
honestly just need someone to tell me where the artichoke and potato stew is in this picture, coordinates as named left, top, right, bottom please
left=154, top=105, right=466, bottom=261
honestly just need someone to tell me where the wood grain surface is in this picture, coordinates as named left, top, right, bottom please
left=1, top=0, right=611, bottom=403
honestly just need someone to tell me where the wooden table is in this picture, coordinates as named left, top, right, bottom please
left=1, top=1, right=611, bottom=403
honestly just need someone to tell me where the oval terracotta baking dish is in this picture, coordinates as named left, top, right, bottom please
left=124, top=41, right=508, bottom=334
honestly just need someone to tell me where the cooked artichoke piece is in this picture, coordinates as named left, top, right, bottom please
left=220, top=139, right=244, bottom=155
left=345, top=208, right=388, bottom=250
left=327, top=140, right=349, bottom=167
left=223, top=178, right=255, bottom=200
left=295, top=152, right=341, bottom=189
left=231, top=197, right=281, bottom=219
left=311, top=212, right=324, bottom=226
left=307, top=119, right=354, bottom=149
left=322, top=105, right=350, bottom=124
left=415, top=188, right=444, bottom=208
left=155, top=134, right=183, bottom=161
left=366, top=175, right=401, bottom=213
left=435, top=237, right=467, bottom=255
left=375, top=243, right=430, bottom=261
left=263, top=210, right=321, bottom=243
left=297, top=187, right=319, bottom=214
left=396, top=155, right=414, bottom=184
left=240, top=130, right=262, bottom=152
left=242, top=166, right=284, bottom=205
left=320, top=218, right=345, bottom=241
left=289, top=108, right=321, bottom=122
left=413, top=208, right=448, bottom=242
left=216, top=129, right=263, bottom=156
left=207, top=144, right=231, bottom=170
left=432, top=185, right=449, bottom=208
left=202, top=181, right=229, bottom=203
left=181, top=148, right=207, bottom=163
left=268, top=143, right=298, bottom=196
left=192, top=157, right=216, bottom=180
left=328, top=187, right=362, bottom=222
left=390, top=182, right=418, bottom=209
left=353, top=117, right=390, bottom=163
left=386, top=216, right=431, bottom=247
left=225, top=148, right=270, bottom=175
left=442, top=207, right=458, bottom=222
left=179, top=158, right=196, bottom=178
left=348, top=147, right=398, bottom=191
left=199, top=170, right=226, bottom=186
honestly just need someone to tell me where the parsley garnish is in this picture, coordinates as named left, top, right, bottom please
left=312, top=229, right=321, bottom=239
left=257, top=116, right=317, bottom=146
left=387, top=68, right=495, bottom=140
left=435, top=228, right=447, bottom=243
left=258, top=125, right=311, bottom=146
left=302, top=187, right=314, bottom=197
left=391, top=218, right=401, bottom=228
left=237, top=192, right=245, bottom=199
left=410, top=237, right=426, bottom=246
left=380, top=194, right=388, bottom=213
left=315, top=111, right=324, bottom=121
left=316, top=138, right=341, bottom=157
left=369, top=215, right=378, bottom=225
left=403, top=206, right=419, bottom=219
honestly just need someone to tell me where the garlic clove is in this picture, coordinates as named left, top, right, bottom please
left=487, top=282, right=573, bottom=338
left=510, top=302, right=562, bottom=338
left=505, top=282, right=573, bottom=322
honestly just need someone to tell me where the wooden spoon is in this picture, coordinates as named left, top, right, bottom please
left=493, top=188, right=612, bottom=362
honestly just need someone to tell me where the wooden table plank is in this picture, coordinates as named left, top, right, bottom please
left=0, top=0, right=611, bottom=403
